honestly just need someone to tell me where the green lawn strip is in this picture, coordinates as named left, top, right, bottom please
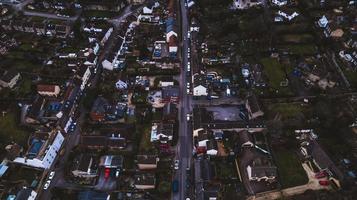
left=273, top=149, right=308, bottom=188
left=260, top=58, right=286, bottom=89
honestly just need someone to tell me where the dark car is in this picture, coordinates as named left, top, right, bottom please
left=172, top=180, right=179, bottom=193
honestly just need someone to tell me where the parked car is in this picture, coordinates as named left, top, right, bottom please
left=186, top=113, right=192, bottom=121
left=174, top=160, right=179, bottom=170
left=172, top=180, right=179, bottom=193
left=48, top=171, right=55, bottom=180
left=43, top=180, right=51, bottom=190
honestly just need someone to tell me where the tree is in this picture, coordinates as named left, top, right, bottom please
left=158, top=181, right=171, bottom=194
left=83, top=88, right=98, bottom=109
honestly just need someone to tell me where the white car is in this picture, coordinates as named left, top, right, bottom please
left=187, top=88, right=190, bottom=94
left=43, top=180, right=51, bottom=190
left=48, top=171, right=55, bottom=180
left=187, top=82, right=190, bottom=89
left=186, top=113, right=191, bottom=121
left=174, top=160, right=179, bottom=170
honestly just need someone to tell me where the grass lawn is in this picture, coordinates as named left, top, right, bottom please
left=273, top=149, right=308, bottom=188
left=0, top=112, right=28, bottom=157
left=260, top=58, right=286, bottom=89
left=214, top=160, right=237, bottom=180
left=268, top=103, right=308, bottom=120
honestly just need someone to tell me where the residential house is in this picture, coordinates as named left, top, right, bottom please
left=150, top=122, right=174, bottom=143
left=84, top=53, right=98, bottom=66
left=81, top=135, right=127, bottom=150
left=25, top=95, right=46, bottom=124
left=271, top=0, right=287, bottom=6
left=33, top=22, right=46, bottom=35
left=193, top=74, right=208, bottom=97
left=90, top=97, right=109, bottom=122
left=317, top=15, right=332, bottom=37
left=37, top=84, right=60, bottom=97
left=107, top=134, right=127, bottom=150
left=162, top=103, right=178, bottom=122
left=55, top=24, right=70, bottom=38
left=71, top=154, right=98, bottom=179
left=12, top=188, right=37, bottom=200
left=1, top=20, right=12, bottom=31
left=162, top=86, right=179, bottom=104
left=134, top=174, right=156, bottom=190
left=166, top=17, right=177, bottom=43
left=81, top=135, right=107, bottom=150
left=246, top=156, right=277, bottom=182
left=23, top=22, right=35, bottom=33
left=206, top=140, right=218, bottom=156
left=168, top=35, right=178, bottom=56
left=245, top=94, right=264, bottom=119
left=137, top=155, right=159, bottom=170
left=127, top=0, right=145, bottom=5
left=12, top=20, right=24, bottom=31
left=77, top=191, right=109, bottom=200
left=0, top=70, right=20, bottom=88
left=99, top=155, right=123, bottom=169
left=238, top=131, right=254, bottom=149
left=13, top=131, right=64, bottom=169
left=193, top=128, right=210, bottom=147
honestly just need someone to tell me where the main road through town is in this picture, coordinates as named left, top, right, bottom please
left=173, top=0, right=193, bottom=200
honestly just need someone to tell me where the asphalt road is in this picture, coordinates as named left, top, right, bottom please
left=172, top=1, right=193, bottom=200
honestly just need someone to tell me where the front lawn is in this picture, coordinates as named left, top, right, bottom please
left=273, top=149, right=308, bottom=188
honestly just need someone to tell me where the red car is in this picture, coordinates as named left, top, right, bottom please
left=104, top=168, right=111, bottom=179
left=315, top=171, right=327, bottom=179
left=319, top=180, right=330, bottom=186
